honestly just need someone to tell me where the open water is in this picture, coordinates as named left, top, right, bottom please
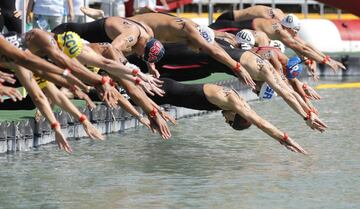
left=0, top=79, right=359, bottom=209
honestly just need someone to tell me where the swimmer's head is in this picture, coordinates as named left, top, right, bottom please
left=197, top=25, right=215, bottom=44
left=222, top=110, right=252, bottom=131
left=269, top=40, right=285, bottom=53
left=280, top=14, right=301, bottom=36
left=57, top=31, right=83, bottom=58
left=286, top=56, right=303, bottom=80
left=236, top=29, right=255, bottom=50
left=142, top=38, right=165, bottom=63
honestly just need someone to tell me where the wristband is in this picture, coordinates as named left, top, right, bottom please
left=132, top=69, right=139, bottom=76
left=109, top=78, right=115, bottom=87
left=149, top=106, right=158, bottom=118
left=101, top=76, right=110, bottom=85
left=70, top=85, right=77, bottom=93
left=283, top=132, right=289, bottom=141
left=134, top=77, right=141, bottom=85
left=79, top=114, right=87, bottom=123
left=302, top=83, right=308, bottom=90
left=62, top=69, right=71, bottom=77
left=51, top=121, right=60, bottom=130
left=304, top=109, right=312, bottom=121
left=232, top=62, right=241, bottom=73
left=305, top=59, right=313, bottom=65
left=321, top=55, right=330, bottom=65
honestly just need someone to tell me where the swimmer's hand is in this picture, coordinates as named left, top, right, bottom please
left=149, top=115, right=172, bottom=140
left=305, top=112, right=327, bottom=132
left=278, top=135, right=308, bottom=155
left=82, top=119, right=104, bottom=140
left=96, top=80, right=120, bottom=108
left=0, top=85, right=23, bottom=102
left=328, top=58, right=346, bottom=72
left=303, top=84, right=321, bottom=100
left=138, top=72, right=164, bottom=88
left=54, top=128, right=73, bottom=154
left=139, top=79, right=165, bottom=97
left=0, top=71, right=16, bottom=84
left=137, top=115, right=152, bottom=130
left=147, top=63, right=160, bottom=78
left=70, top=86, right=96, bottom=111
left=159, top=109, right=177, bottom=125
left=234, top=68, right=256, bottom=89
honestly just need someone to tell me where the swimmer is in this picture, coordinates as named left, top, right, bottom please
left=128, top=12, right=255, bottom=88
left=236, top=30, right=321, bottom=101
left=78, top=11, right=256, bottom=88
left=52, top=16, right=165, bottom=78
left=150, top=78, right=308, bottom=154
left=129, top=39, right=327, bottom=132
left=210, top=13, right=346, bottom=74
left=217, top=5, right=286, bottom=22
left=5, top=30, right=124, bottom=108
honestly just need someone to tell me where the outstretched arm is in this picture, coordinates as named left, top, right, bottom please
left=43, top=82, right=103, bottom=140
left=185, top=23, right=256, bottom=89
left=15, top=66, right=73, bottom=153
left=261, top=63, right=327, bottom=132
left=205, top=84, right=307, bottom=154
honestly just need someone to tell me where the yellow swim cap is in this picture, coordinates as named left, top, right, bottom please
left=57, top=31, right=83, bottom=58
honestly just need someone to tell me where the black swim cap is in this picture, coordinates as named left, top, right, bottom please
left=143, top=38, right=165, bottom=63
left=231, top=114, right=252, bottom=130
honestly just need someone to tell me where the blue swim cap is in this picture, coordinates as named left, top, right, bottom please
left=143, top=38, right=165, bottom=63
left=286, top=56, right=303, bottom=80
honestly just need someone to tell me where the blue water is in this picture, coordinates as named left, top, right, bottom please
left=0, top=83, right=359, bottom=209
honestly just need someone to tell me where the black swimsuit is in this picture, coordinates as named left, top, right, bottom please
left=149, top=78, right=220, bottom=111
left=52, top=18, right=112, bottom=43
left=127, top=39, right=247, bottom=81
left=209, top=19, right=255, bottom=35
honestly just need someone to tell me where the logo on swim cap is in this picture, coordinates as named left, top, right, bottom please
left=197, top=25, right=215, bottom=44
left=231, top=114, right=252, bottom=130
left=57, top=31, right=83, bottom=58
left=236, top=30, right=255, bottom=50
left=143, top=38, right=165, bottom=63
left=259, top=82, right=277, bottom=100
left=269, top=40, right=285, bottom=53
left=286, top=56, right=303, bottom=80
left=280, top=14, right=301, bottom=33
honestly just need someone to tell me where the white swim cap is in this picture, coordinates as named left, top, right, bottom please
left=280, top=14, right=301, bottom=32
left=197, top=25, right=215, bottom=44
left=236, top=29, right=255, bottom=50
left=269, top=40, right=286, bottom=53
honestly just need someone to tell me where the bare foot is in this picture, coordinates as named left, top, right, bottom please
left=80, top=7, right=105, bottom=20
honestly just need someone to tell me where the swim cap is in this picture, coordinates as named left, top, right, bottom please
left=286, top=56, right=303, bottom=80
left=269, top=40, right=285, bottom=53
left=143, top=38, right=165, bottom=63
left=236, top=30, right=255, bottom=50
left=57, top=31, right=83, bottom=58
left=280, top=14, right=301, bottom=32
left=197, top=25, right=215, bottom=44
left=231, top=114, right=252, bottom=130
left=259, top=83, right=277, bottom=100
